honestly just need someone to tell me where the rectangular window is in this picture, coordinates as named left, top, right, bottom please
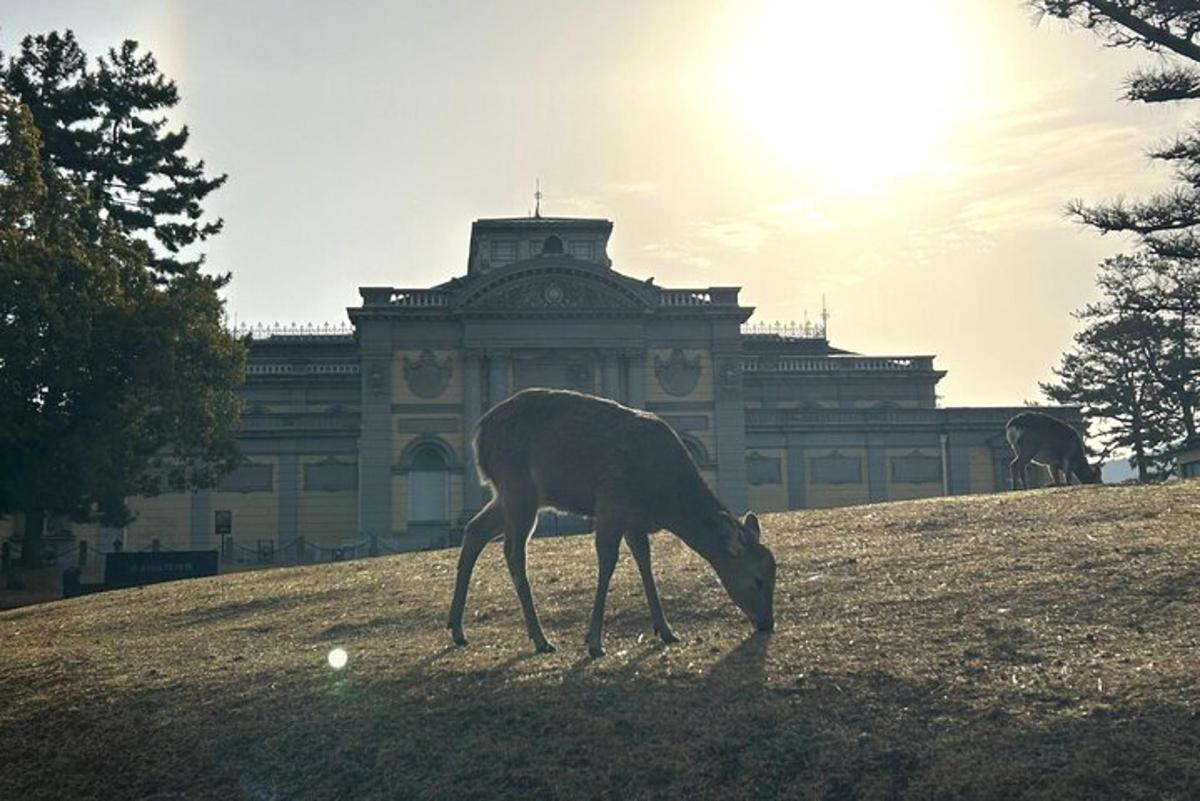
left=810, top=452, right=863, bottom=485
left=490, top=240, right=517, bottom=264
left=529, top=239, right=544, bottom=257
left=569, top=240, right=594, bottom=261
left=218, top=463, right=274, bottom=493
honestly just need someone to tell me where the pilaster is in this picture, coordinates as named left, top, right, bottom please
left=486, top=348, right=509, bottom=409
left=358, top=323, right=394, bottom=539
left=278, top=450, right=299, bottom=544
left=601, top=351, right=621, bottom=400
left=463, top=348, right=485, bottom=511
left=713, top=351, right=748, bottom=512
left=189, top=489, right=211, bottom=550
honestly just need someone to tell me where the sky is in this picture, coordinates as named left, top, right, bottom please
left=1, top=0, right=1193, bottom=407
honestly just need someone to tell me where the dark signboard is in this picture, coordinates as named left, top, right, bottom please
left=214, top=510, right=232, bottom=535
left=104, top=550, right=219, bottom=589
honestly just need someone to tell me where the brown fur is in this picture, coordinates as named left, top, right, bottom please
left=1006, top=411, right=1101, bottom=489
left=447, top=388, right=776, bottom=657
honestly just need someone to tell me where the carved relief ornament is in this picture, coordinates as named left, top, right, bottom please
left=403, top=350, right=453, bottom=398
left=654, top=348, right=702, bottom=397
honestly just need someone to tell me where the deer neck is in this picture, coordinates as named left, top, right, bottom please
left=667, top=481, right=729, bottom=564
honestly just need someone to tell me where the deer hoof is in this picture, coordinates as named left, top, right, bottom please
left=657, top=628, right=681, bottom=645
left=588, top=644, right=606, bottom=659
left=534, top=639, right=557, bottom=654
left=449, top=627, right=468, bottom=647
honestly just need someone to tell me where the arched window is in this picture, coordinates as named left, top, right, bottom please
left=408, top=443, right=449, bottom=523
left=542, top=235, right=564, bottom=254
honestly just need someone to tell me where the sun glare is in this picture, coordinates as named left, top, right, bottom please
left=718, top=0, right=976, bottom=193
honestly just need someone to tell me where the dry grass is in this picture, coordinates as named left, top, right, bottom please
left=2, top=482, right=1199, bottom=800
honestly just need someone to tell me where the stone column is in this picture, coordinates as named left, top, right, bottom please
left=463, top=348, right=485, bottom=512
left=487, top=348, right=509, bottom=410
left=625, top=350, right=646, bottom=408
left=278, top=450, right=299, bottom=546
left=189, top=488, right=211, bottom=550
left=712, top=350, right=749, bottom=512
left=866, top=443, right=887, bottom=503
left=600, top=351, right=621, bottom=400
left=358, top=324, right=394, bottom=541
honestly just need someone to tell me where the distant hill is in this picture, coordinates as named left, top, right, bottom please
left=2, top=483, right=1198, bottom=800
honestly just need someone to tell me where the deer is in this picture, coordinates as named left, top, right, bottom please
left=447, top=388, right=776, bottom=658
left=1005, top=411, right=1102, bottom=489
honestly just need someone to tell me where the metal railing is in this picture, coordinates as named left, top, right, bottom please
left=229, top=322, right=354, bottom=338
left=743, top=355, right=934, bottom=372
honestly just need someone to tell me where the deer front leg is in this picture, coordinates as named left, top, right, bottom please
left=448, top=499, right=504, bottom=646
left=1010, top=457, right=1027, bottom=490
left=624, top=530, right=679, bottom=645
left=502, top=496, right=555, bottom=654
left=586, top=523, right=623, bottom=658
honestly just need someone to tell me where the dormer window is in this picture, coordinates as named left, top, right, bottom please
left=542, top=235, right=564, bottom=255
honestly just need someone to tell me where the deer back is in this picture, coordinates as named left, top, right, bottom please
left=475, top=389, right=713, bottom=528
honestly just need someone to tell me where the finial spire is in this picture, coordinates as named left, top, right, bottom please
left=821, top=295, right=830, bottom=338
left=534, top=178, right=543, bottom=219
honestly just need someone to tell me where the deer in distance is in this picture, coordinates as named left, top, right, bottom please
left=447, top=388, right=777, bottom=658
left=1006, top=411, right=1102, bottom=489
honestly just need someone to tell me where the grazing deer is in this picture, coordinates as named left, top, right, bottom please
left=1005, top=411, right=1101, bottom=489
left=447, top=388, right=776, bottom=657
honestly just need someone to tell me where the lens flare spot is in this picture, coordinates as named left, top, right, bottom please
left=327, top=648, right=348, bottom=670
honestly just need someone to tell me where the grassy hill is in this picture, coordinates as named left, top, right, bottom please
left=2, top=483, right=1198, bottom=800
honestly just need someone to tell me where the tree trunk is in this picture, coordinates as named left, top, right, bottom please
left=20, top=509, right=45, bottom=568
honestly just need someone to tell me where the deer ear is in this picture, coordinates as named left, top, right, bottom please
left=742, top=512, right=761, bottom=544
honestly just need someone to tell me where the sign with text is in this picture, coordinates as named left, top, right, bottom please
left=104, top=551, right=219, bottom=589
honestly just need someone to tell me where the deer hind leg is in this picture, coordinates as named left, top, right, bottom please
left=501, top=489, right=555, bottom=654
left=586, top=518, right=624, bottom=659
left=1046, top=464, right=1062, bottom=486
left=448, top=497, right=504, bottom=646
left=624, top=530, right=679, bottom=645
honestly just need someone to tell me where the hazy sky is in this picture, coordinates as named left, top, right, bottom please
left=2, top=1, right=1192, bottom=406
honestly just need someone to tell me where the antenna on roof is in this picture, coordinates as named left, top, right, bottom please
left=534, top=178, right=543, bottom=219
left=821, top=295, right=830, bottom=338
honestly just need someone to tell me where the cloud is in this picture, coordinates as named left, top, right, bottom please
left=697, top=218, right=769, bottom=252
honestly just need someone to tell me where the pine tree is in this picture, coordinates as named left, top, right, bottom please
left=2, top=32, right=227, bottom=279
left=1042, top=255, right=1199, bottom=477
left=1030, top=2, right=1200, bottom=257
left=0, top=91, right=243, bottom=567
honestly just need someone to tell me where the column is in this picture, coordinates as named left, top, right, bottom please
left=786, top=441, right=807, bottom=510
left=600, top=351, right=621, bottom=400
left=866, top=443, right=887, bottom=503
left=189, top=488, right=211, bottom=550
left=463, top=349, right=485, bottom=512
left=713, top=350, right=748, bottom=512
left=278, top=450, right=299, bottom=546
left=625, top=350, right=646, bottom=408
left=357, top=324, right=393, bottom=541
left=487, top=348, right=509, bottom=409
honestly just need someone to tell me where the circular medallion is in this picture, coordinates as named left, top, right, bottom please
left=544, top=283, right=565, bottom=305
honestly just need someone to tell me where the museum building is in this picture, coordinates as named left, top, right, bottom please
left=11, top=213, right=1074, bottom=560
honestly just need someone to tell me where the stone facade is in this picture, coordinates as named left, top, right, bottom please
left=7, top=214, right=1079, bottom=560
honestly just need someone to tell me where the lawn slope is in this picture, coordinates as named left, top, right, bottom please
left=2, top=483, right=1199, bottom=800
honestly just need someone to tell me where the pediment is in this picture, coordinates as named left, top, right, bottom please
left=457, top=260, right=653, bottom=312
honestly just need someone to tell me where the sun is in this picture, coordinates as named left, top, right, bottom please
left=717, top=0, right=977, bottom=193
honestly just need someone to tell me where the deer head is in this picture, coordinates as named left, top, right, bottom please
left=712, top=511, right=776, bottom=632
